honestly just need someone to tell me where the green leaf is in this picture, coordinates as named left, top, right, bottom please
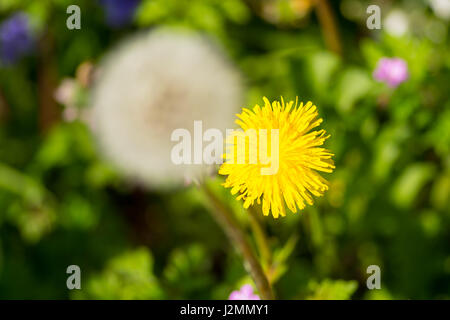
left=163, top=244, right=213, bottom=298
left=60, top=194, right=99, bottom=230
left=306, top=51, right=340, bottom=96
left=307, top=279, right=358, bottom=300
left=136, top=0, right=171, bottom=26
left=391, top=163, right=436, bottom=209
left=75, top=248, right=164, bottom=300
left=335, top=68, right=373, bottom=113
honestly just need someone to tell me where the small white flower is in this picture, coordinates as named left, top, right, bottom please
left=384, top=10, right=409, bottom=37
left=90, top=30, right=243, bottom=189
left=54, top=78, right=77, bottom=107
left=429, top=0, right=450, bottom=20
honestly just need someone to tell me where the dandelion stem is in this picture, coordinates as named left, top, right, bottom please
left=201, top=184, right=274, bottom=300
left=247, top=205, right=272, bottom=269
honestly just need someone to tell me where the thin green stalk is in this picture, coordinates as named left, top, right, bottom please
left=314, top=0, right=342, bottom=56
left=247, top=205, right=272, bottom=269
left=201, top=184, right=274, bottom=300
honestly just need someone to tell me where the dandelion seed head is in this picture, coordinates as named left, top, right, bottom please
left=91, top=30, right=242, bottom=189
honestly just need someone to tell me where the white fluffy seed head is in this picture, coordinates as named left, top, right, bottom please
left=91, top=30, right=243, bottom=189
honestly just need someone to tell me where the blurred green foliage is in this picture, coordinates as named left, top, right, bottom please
left=0, top=0, right=449, bottom=299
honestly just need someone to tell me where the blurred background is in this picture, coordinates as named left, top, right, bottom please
left=0, top=0, right=449, bottom=299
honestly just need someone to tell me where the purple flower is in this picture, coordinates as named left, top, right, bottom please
left=228, top=284, right=260, bottom=300
left=373, top=57, right=409, bottom=88
left=0, top=13, right=34, bottom=65
left=99, top=0, right=141, bottom=27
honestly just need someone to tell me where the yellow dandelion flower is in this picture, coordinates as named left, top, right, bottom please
left=219, top=97, right=335, bottom=218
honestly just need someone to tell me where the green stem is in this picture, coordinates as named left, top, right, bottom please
left=201, top=184, right=274, bottom=300
left=314, top=0, right=342, bottom=56
left=247, top=205, right=272, bottom=269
